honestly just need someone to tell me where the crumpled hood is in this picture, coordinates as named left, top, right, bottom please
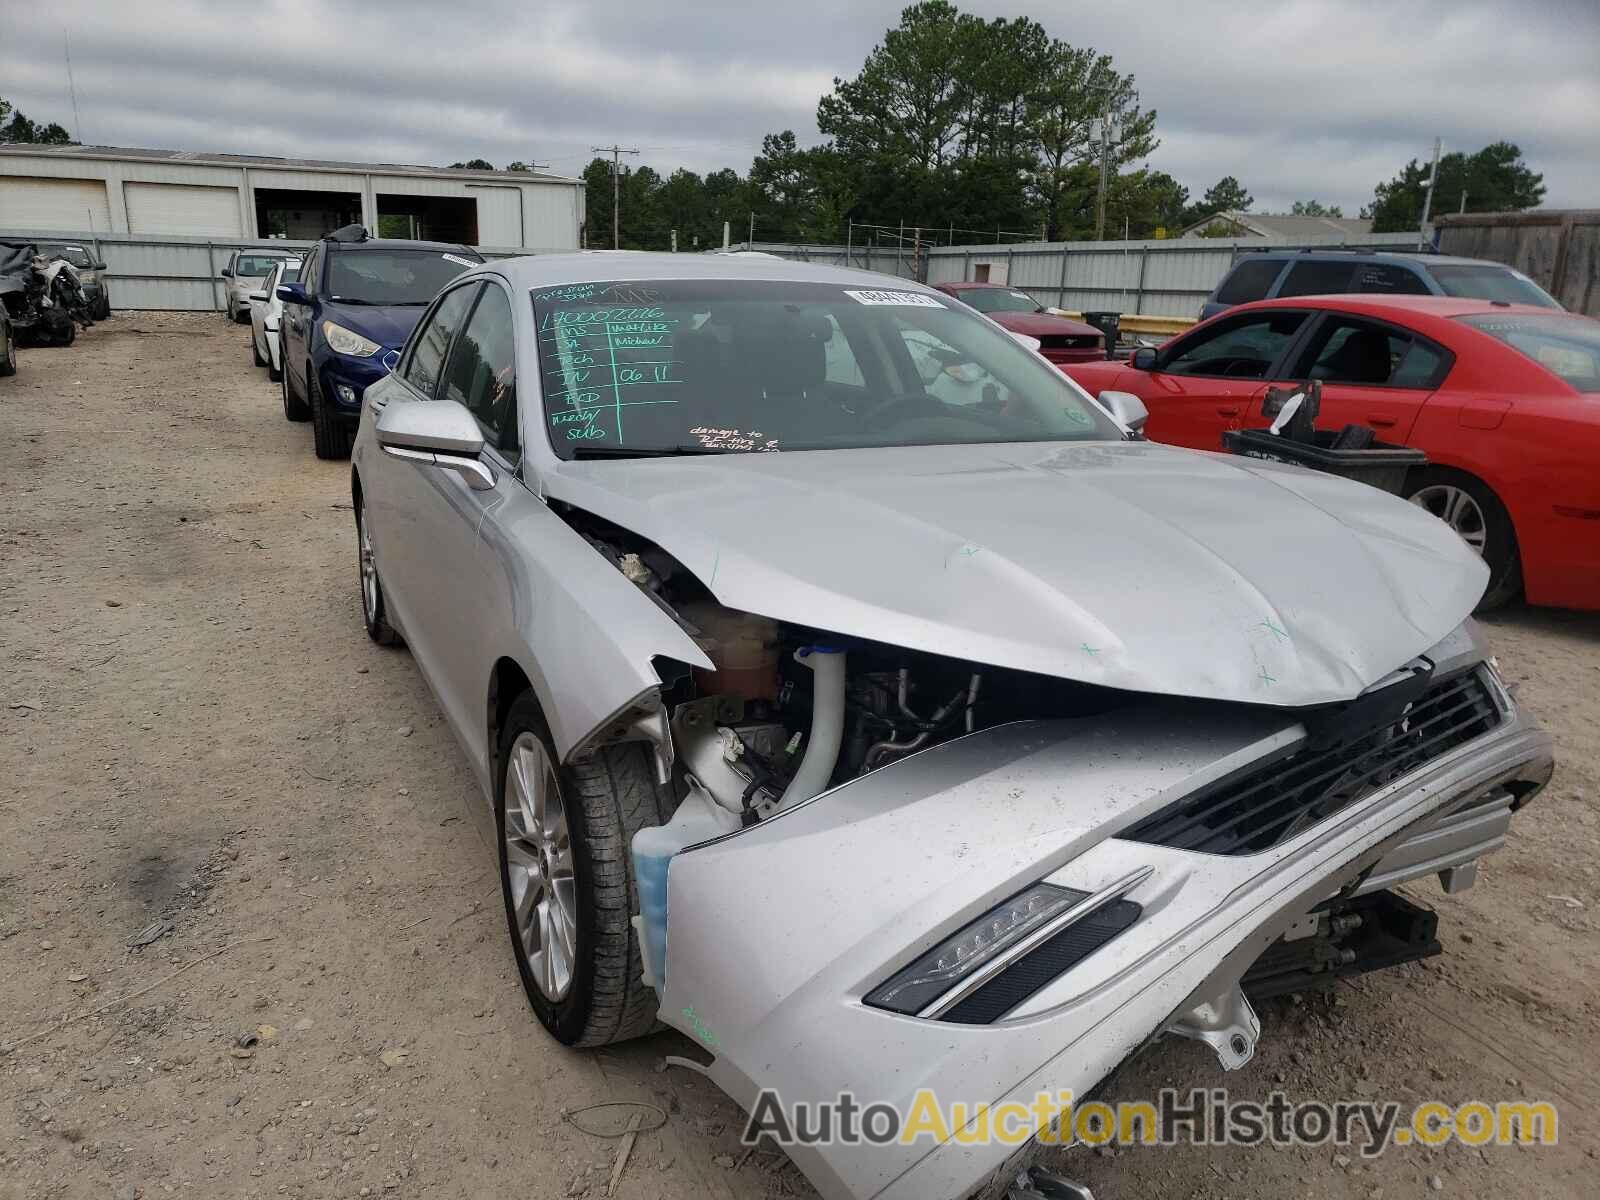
left=989, top=309, right=1101, bottom=338
left=544, top=440, right=1487, bottom=707
left=319, top=302, right=425, bottom=351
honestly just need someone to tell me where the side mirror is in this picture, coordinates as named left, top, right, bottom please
left=381, top=349, right=401, bottom=373
left=376, top=398, right=494, bottom=491
left=220, top=268, right=233, bottom=279
left=94, top=260, right=107, bottom=271
left=276, top=282, right=308, bottom=306
left=1131, top=347, right=1158, bottom=371
left=1099, top=389, right=1149, bottom=434
left=248, top=290, right=267, bottom=302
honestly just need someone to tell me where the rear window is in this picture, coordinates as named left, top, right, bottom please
left=1214, top=259, right=1283, bottom=305
left=1428, top=264, right=1560, bottom=308
left=1277, top=260, right=1360, bottom=298
left=235, top=254, right=287, bottom=276
left=1355, top=264, right=1431, bottom=295
left=1458, top=313, right=1600, bottom=392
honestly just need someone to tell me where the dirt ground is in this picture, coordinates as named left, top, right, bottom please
left=1, top=312, right=1596, bottom=1200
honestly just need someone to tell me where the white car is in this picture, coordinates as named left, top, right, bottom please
left=248, top=258, right=301, bottom=382
left=220, top=248, right=292, bottom=323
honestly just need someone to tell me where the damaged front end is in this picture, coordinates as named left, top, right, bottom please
left=557, top=504, right=1553, bottom=1200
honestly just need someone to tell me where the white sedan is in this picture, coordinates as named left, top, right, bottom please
left=248, top=258, right=301, bottom=382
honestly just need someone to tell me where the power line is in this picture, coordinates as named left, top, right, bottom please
left=591, top=144, right=640, bottom=249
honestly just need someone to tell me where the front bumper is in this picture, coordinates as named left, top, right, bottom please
left=660, top=651, right=1551, bottom=1200
left=316, top=353, right=392, bottom=424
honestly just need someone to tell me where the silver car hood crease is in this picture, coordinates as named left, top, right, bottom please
left=545, top=440, right=1487, bottom=708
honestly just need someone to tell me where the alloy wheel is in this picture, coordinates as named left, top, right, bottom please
left=503, top=733, right=578, bottom=1002
left=357, top=506, right=379, bottom=624
left=1409, top=484, right=1487, bottom=555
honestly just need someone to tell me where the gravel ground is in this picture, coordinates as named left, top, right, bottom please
left=1, top=313, right=1596, bottom=1200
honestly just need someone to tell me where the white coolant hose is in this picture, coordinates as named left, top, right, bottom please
left=778, top=646, right=846, bottom=809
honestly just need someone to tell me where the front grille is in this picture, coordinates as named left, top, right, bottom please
left=1121, top=669, right=1501, bottom=856
left=939, top=898, right=1143, bottom=1024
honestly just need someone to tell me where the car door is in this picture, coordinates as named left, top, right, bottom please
left=282, top=245, right=317, bottom=386
left=1128, top=309, right=1311, bottom=449
left=1278, top=312, right=1451, bottom=442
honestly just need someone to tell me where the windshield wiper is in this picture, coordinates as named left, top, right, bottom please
left=328, top=296, right=380, bottom=305
left=571, top=444, right=731, bottom=460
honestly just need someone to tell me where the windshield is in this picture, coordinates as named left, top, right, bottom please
left=1428, top=264, right=1560, bottom=308
left=327, top=250, right=477, bottom=305
left=1458, top=312, right=1600, bottom=393
left=959, top=287, right=1044, bottom=315
left=40, top=244, right=92, bottom=268
left=532, top=279, right=1121, bottom=458
left=235, top=253, right=287, bottom=277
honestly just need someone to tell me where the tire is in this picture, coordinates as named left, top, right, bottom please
left=281, top=351, right=310, bottom=420
left=1405, top=468, right=1522, bottom=610
left=251, top=329, right=266, bottom=367
left=355, top=493, right=399, bottom=646
left=497, top=693, right=670, bottom=1048
left=308, top=369, right=352, bottom=458
left=95, top=294, right=110, bottom=321
left=267, top=334, right=284, bottom=383
left=0, top=332, right=15, bottom=377
left=55, top=320, right=76, bottom=347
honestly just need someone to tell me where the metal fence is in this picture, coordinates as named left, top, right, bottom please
left=739, top=232, right=1424, bottom=318
left=0, top=227, right=565, bottom=312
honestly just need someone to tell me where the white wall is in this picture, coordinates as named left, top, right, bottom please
left=0, top=150, right=582, bottom=248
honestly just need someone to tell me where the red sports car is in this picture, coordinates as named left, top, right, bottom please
left=934, top=281, right=1105, bottom=366
left=1064, top=295, right=1600, bottom=610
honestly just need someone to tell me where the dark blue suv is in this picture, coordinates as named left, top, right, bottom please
left=277, top=226, right=483, bottom=458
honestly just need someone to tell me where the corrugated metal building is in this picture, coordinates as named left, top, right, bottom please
left=0, top=144, right=585, bottom=249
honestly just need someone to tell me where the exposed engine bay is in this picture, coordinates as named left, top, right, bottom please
left=0, top=240, right=96, bottom=347
left=558, top=500, right=1129, bottom=822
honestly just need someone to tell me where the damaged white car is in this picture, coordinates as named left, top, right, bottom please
left=349, top=255, right=1553, bottom=1200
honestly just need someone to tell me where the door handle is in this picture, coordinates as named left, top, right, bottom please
left=1367, top=416, right=1398, bottom=429
left=1216, top=406, right=1241, bottom=418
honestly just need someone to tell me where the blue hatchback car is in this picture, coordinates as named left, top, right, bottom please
left=277, top=226, right=483, bottom=458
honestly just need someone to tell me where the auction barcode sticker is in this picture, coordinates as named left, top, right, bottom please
left=441, top=253, right=478, bottom=267
left=844, top=289, right=945, bottom=307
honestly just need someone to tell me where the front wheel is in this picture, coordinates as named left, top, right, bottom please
left=1406, top=468, right=1521, bottom=610
left=309, top=370, right=352, bottom=459
left=251, top=328, right=266, bottom=367
left=355, top=495, right=399, bottom=645
left=0, top=333, right=16, bottom=377
left=497, top=694, right=669, bottom=1047
left=281, top=352, right=309, bottom=420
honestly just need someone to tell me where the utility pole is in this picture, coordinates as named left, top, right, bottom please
left=1417, top=136, right=1441, bottom=251
left=591, top=144, right=639, bottom=249
left=1094, top=114, right=1120, bottom=242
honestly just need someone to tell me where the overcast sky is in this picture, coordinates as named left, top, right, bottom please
left=2, top=0, right=1595, bottom=216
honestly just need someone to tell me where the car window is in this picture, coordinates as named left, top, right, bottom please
left=1277, top=260, right=1360, bottom=298
left=327, top=250, right=478, bottom=305
left=1293, top=317, right=1446, bottom=388
left=1457, top=313, right=1600, bottom=393
left=1355, top=264, right=1431, bottom=295
left=1428, top=264, right=1561, bottom=308
left=281, top=259, right=303, bottom=284
left=1214, top=259, right=1284, bottom=306
left=897, top=323, right=1013, bottom=408
left=300, top=248, right=320, bottom=298
left=960, top=288, right=1043, bottom=315
left=1161, top=312, right=1307, bottom=378
left=401, top=282, right=480, bottom=400
left=440, top=284, right=519, bottom=457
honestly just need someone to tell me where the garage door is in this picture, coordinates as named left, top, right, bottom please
left=124, top=182, right=242, bottom=237
left=0, top=176, right=113, bottom=233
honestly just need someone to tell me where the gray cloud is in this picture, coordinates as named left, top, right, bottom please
left=2, top=0, right=1593, bottom=214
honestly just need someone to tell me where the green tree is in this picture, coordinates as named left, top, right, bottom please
left=0, top=96, right=75, bottom=145
left=1290, top=199, right=1343, bottom=217
left=1184, top=176, right=1253, bottom=226
left=449, top=158, right=495, bottom=170
left=504, top=161, right=534, bottom=173
left=1366, top=141, right=1544, bottom=232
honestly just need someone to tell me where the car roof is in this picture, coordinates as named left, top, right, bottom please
left=1235, top=249, right=1515, bottom=269
left=1238, top=294, right=1575, bottom=321
left=324, top=237, right=479, bottom=255
left=474, top=251, right=943, bottom=292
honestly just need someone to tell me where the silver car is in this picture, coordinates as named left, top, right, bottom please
left=351, top=255, right=1553, bottom=1200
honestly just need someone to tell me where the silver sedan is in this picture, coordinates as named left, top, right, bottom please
left=350, top=254, right=1552, bottom=1200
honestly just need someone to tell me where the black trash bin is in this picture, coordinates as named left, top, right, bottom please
left=1080, top=310, right=1120, bottom=359
left=1222, top=428, right=1427, bottom=496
